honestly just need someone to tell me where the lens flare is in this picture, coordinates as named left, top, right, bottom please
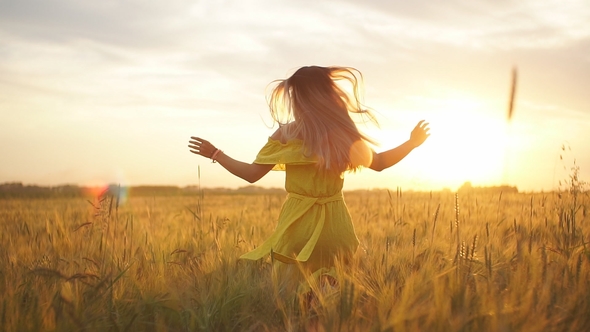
left=83, top=184, right=110, bottom=198
left=113, top=185, right=129, bottom=206
left=82, top=170, right=129, bottom=205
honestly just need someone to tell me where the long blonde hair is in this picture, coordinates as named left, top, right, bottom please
left=267, top=66, right=378, bottom=172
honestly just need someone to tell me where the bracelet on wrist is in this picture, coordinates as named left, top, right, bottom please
left=211, top=149, right=222, bottom=163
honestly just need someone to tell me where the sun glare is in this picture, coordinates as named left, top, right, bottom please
left=409, top=98, right=510, bottom=190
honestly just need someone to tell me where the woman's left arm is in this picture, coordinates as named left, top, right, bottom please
left=369, top=120, right=430, bottom=172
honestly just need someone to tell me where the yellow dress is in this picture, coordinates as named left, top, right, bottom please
left=239, top=137, right=360, bottom=276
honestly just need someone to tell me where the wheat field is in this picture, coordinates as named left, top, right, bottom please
left=0, top=180, right=589, bottom=331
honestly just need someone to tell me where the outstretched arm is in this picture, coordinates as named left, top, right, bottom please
left=188, top=137, right=274, bottom=183
left=369, top=120, right=430, bottom=172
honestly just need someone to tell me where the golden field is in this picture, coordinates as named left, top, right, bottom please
left=0, top=181, right=588, bottom=331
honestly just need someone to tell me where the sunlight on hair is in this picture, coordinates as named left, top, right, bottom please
left=349, top=140, right=374, bottom=169
left=267, top=66, right=378, bottom=172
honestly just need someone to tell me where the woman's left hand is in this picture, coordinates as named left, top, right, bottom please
left=188, top=137, right=218, bottom=159
left=409, top=120, right=430, bottom=148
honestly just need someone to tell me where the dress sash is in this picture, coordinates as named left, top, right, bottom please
left=239, top=192, right=344, bottom=263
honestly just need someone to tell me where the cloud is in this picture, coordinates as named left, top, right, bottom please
left=0, top=1, right=361, bottom=98
left=330, top=0, right=590, bottom=50
left=3, top=0, right=589, bottom=59
left=2, top=0, right=588, bottom=115
left=0, top=0, right=193, bottom=48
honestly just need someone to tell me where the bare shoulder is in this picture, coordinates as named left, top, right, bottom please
left=270, top=122, right=297, bottom=143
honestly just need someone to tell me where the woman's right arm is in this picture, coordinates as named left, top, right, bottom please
left=188, top=137, right=274, bottom=183
left=211, top=151, right=274, bottom=183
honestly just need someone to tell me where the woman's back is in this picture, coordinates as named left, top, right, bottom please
left=285, top=163, right=343, bottom=197
left=254, top=136, right=344, bottom=197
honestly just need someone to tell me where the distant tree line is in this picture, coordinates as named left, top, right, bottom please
left=0, top=182, right=286, bottom=199
left=457, top=181, right=518, bottom=194
left=0, top=182, right=84, bottom=199
left=1, top=181, right=521, bottom=199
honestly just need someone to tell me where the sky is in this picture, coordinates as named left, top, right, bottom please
left=1, top=0, right=589, bottom=192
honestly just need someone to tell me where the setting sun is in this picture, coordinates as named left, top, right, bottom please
left=409, top=97, right=510, bottom=190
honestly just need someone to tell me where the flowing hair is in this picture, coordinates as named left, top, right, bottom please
left=267, top=66, right=378, bottom=172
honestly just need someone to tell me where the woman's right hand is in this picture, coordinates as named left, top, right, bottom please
left=188, top=137, right=218, bottom=159
left=409, top=120, right=430, bottom=148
